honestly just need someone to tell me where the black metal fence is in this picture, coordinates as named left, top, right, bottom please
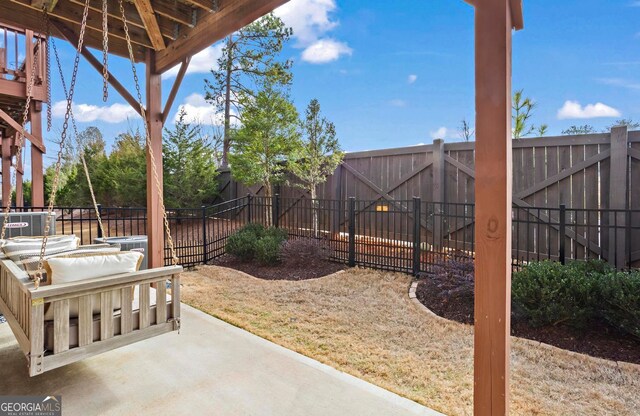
left=5, top=196, right=639, bottom=272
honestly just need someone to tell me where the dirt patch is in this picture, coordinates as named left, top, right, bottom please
left=416, top=278, right=640, bottom=364
left=182, top=266, right=640, bottom=416
left=210, top=254, right=345, bottom=280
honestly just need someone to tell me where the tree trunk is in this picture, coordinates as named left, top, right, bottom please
left=310, top=186, right=319, bottom=238
left=264, top=180, right=272, bottom=227
left=222, top=36, right=233, bottom=167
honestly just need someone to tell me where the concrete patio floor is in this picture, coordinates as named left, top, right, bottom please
left=0, top=305, right=441, bottom=416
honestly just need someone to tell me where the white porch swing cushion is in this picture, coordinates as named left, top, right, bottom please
left=43, top=251, right=144, bottom=320
left=1, top=235, right=80, bottom=261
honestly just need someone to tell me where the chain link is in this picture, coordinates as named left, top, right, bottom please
left=44, top=10, right=52, bottom=132
left=51, top=37, right=107, bottom=239
left=101, top=0, right=109, bottom=102
left=118, top=0, right=178, bottom=266
left=33, top=0, right=92, bottom=288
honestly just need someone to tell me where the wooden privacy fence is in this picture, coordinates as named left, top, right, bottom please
left=217, top=127, right=640, bottom=268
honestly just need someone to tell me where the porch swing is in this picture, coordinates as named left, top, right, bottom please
left=0, top=0, right=182, bottom=377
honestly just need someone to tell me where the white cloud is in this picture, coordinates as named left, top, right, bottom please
left=163, top=44, right=224, bottom=78
left=275, top=0, right=338, bottom=46
left=408, top=74, right=418, bottom=84
left=389, top=99, right=407, bottom=107
left=630, top=1, right=640, bottom=6
left=430, top=127, right=450, bottom=140
left=301, top=39, right=352, bottom=64
left=275, top=0, right=352, bottom=64
left=52, top=101, right=139, bottom=123
left=175, top=93, right=233, bottom=126
left=557, top=100, right=621, bottom=120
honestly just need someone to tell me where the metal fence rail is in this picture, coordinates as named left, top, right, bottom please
left=4, top=196, right=638, bottom=272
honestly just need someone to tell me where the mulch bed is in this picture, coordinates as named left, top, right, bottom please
left=210, top=254, right=346, bottom=280
left=416, top=278, right=640, bottom=364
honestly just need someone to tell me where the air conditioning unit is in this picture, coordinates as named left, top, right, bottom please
left=94, top=235, right=148, bottom=270
left=0, top=212, right=56, bottom=238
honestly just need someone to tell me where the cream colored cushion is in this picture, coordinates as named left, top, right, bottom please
left=43, top=252, right=144, bottom=320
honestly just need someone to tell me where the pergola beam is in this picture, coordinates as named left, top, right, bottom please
left=0, top=108, right=46, bottom=152
left=162, top=57, right=190, bottom=124
left=134, top=0, right=167, bottom=51
left=155, top=0, right=289, bottom=73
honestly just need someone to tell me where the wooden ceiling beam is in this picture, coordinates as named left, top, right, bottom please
left=155, top=0, right=290, bottom=73
left=152, top=0, right=197, bottom=27
left=134, top=0, right=167, bottom=50
left=30, top=0, right=59, bottom=12
left=181, top=0, right=219, bottom=13
left=9, top=0, right=155, bottom=49
left=69, top=0, right=182, bottom=40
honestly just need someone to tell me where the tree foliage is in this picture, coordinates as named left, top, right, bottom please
left=229, top=81, right=300, bottom=224
left=163, top=110, right=220, bottom=208
left=512, top=89, right=548, bottom=139
left=290, top=99, right=343, bottom=198
left=562, top=125, right=595, bottom=135
left=205, top=13, right=293, bottom=166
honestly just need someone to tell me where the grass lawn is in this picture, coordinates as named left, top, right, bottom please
left=181, top=266, right=640, bottom=416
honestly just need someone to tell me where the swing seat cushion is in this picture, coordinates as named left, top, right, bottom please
left=42, top=251, right=144, bottom=321
left=1, top=235, right=80, bottom=261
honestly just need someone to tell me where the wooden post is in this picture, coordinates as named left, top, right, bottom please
left=30, top=106, right=44, bottom=207
left=609, top=125, right=628, bottom=268
left=1, top=132, right=11, bottom=206
left=146, top=50, right=164, bottom=268
left=432, top=139, right=445, bottom=249
left=471, top=0, right=522, bottom=415
left=15, top=135, right=23, bottom=208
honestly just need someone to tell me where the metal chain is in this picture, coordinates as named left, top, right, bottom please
left=0, top=37, right=42, bottom=241
left=51, top=37, right=107, bottom=239
left=34, top=0, right=91, bottom=288
left=101, top=0, right=109, bottom=101
left=118, top=0, right=179, bottom=266
left=44, top=11, right=52, bottom=132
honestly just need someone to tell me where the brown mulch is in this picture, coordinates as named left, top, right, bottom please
left=210, top=254, right=346, bottom=280
left=416, top=278, right=640, bottom=364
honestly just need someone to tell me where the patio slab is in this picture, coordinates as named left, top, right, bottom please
left=0, top=304, right=441, bottom=416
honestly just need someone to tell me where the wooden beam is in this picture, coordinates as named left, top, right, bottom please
left=1, top=134, right=11, bottom=206
left=0, top=4, right=147, bottom=61
left=0, top=108, right=46, bottom=152
left=146, top=50, right=164, bottom=268
left=134, top=0, right=167, bottom=51
left=30, top=0, right=58, bottom=12
left=471, top=0, right=520, bottom=414
left=608, top=126, right=628, bottom=268
left=182, top=0, right=220, bottom=12
left=155, top=0, right=290, bottom=73
left=153, top=1, right=197, bottom=27
left=30, top=106, right=44, bottom=206
left=0, top=78, right=47, bottom=101
left=162, top=57, right=190, bottom=124
left=52, top=20, right=144, bottom=117
left=9, top=0, right=155, bottom=49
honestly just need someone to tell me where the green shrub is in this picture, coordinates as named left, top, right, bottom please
left=264, top=226, right=288, bottom=244
left=225, top=229, right=258, bottom=261
left=599, top=270, right=640, bottom=339
left=512, top=261, right=600, bottom=328
left=225, top=223, right=288, bottom=264
left=255, top=236, right=283, bottom=265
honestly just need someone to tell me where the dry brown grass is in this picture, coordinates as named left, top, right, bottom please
left=181, top=266, right=640, bottom=416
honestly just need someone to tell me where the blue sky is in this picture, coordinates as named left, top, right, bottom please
left=39, top=0, right=640, bottom=163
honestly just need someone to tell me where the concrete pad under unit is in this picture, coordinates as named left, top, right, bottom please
left=0, top=305, right=442, bottom=416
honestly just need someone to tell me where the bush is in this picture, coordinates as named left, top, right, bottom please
left=599, top=270, right=640, bottom=339
left=255, top=236, right=282, bottom=265
left=226, top=229, right=258, bottom=261
left=512, top=261, right=600, bottom=328
left=225, top=223, right=288, bottom=263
